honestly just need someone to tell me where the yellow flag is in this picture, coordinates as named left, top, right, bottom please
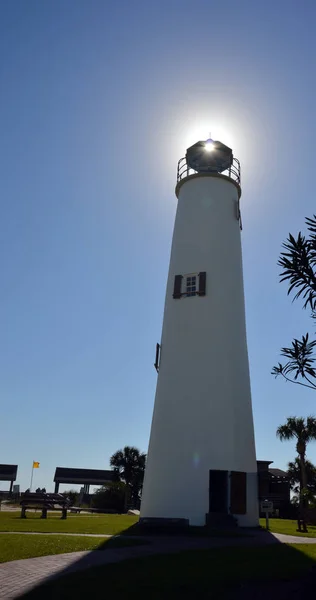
left=33, top=461, right=40, bottom=469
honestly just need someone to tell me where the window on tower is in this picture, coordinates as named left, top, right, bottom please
left=185, top=275, right=197, bottom=297
left=173, top=272, right=206, bottom=299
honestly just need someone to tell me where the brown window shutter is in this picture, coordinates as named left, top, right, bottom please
left=173, top=275, right=183, bottom=299
left=230, top=471, right=247, bottom=514
left=198, top=272, right=206, bottom=296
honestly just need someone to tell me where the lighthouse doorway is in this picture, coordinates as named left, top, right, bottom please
left=209, top=470, right=228, bottom=513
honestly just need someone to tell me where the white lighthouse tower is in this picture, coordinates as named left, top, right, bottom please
left=140, top=138, right=258, bottom=528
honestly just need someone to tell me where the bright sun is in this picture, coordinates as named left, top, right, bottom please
left=204, top=141, right=215, bottom=151
left=184, top=124, right=236, bottom=150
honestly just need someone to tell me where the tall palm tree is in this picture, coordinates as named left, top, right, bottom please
left=277, top=416, right=316, bottom=532
left=110, top=446, right=146, bottom=508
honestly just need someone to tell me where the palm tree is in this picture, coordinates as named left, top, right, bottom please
left=277, top=416, right=316, bottom=532
left=110, top=446, right=146, bottom=509
left=272, top=215, right=316, bottom=391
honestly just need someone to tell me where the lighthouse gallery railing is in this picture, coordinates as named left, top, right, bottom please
left=177, top=156, right=241, bottom=185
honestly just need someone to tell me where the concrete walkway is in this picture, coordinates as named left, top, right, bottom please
left=0, top=531, right=314, bottom=599
left=274, top=532, right=316, bottom=544
left=2, top=529, right=316, bottom=543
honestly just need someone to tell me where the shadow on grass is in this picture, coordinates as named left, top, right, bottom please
left=120, top=522, right=252, bottom=537
left=16, top=528, right=316, bottom=599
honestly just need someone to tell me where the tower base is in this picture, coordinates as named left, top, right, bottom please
left=205, top=513, right=238, bottom=529
left=141, top=470, right=259, bottom=528
left=138, top=517, right=189, bottom=534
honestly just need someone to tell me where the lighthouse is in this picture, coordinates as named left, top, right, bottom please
left=140, top=138, right=258, bottom=527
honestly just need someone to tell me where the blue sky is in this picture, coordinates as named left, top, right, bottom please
left=1, top=0, right=316, bottom=491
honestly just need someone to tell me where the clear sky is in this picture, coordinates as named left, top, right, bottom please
left=1, top=0, right=316, bottom=492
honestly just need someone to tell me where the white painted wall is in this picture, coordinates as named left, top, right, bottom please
left=141, top=173, right=258, bottom=527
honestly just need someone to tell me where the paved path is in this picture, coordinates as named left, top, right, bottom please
left=0, top=531, right=315, bottom=599
left=273, top=532, right=316, bottom=543
left=2, top=529, right=316, bottom=543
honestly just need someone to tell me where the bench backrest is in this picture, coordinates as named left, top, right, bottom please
left=21, top=493, right=70, bottom=507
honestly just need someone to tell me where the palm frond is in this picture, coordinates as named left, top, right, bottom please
left=279, top=334, right=316, bottom=380
left=277, top=422, right=296, bottom=441
left=278, top=218, right=316, bottom=310
left=277, top=417, right=307, bottom=441
left=306, top=416, right=316, bottom=441
left=277, top=416, right=316, bottom=448
left=271, top=362, right=284, bottom=378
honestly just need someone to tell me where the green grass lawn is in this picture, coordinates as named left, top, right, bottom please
left=0, top=512, right=246, bottom=538
left=0, top=534, right=146, bottom=563
left=22, top=543, right=316, bottom=599
left=260, top=518, right=316, bottom=537
left=0, top=511, right=138, bottom=535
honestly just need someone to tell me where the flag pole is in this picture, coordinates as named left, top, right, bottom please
left=30, top=462, right=34, bottom=492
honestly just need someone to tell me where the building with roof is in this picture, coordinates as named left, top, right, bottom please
left=257, top=460, right=291, bottom=516
left=53, top=467, right=116, bottom=494
left=0, top=464, right=18, bottom=494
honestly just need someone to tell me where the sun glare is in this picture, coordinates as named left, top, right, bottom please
left=183, top=124, right=236, bottom=153
left=204, top=141, right=214, bottom=151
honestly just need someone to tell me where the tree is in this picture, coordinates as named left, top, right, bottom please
left=287, top=457, right=316, bottom=497
left=110, top=446, right=146, bottom=509
left=277, top=416, right=316, bottom=532
left=63, top=490, right=79, bottom=506
left=272, top=215, right=316, bottom=390
left=92, top=482, right=126, bottom=513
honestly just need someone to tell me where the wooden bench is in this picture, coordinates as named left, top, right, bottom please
left=20, top=492, right=70, bottom=519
